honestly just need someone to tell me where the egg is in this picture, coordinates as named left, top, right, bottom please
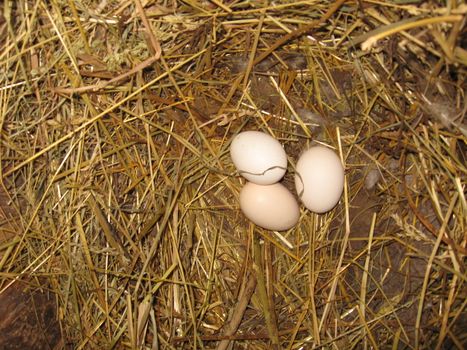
left=230, top=131, right=287, bottom=185
left=239, top=182, right=300, bottom=231
left=295, top=146, right=344, bottom=213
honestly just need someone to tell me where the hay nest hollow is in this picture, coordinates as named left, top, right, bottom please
left=0, top=1, right=466, bottom=349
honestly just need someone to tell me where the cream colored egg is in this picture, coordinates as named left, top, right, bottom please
left=230, top=131, right=287, bottom=185
left=240, top=182, right=300, bottom=231
left=295, top=146, right=344, bottom=213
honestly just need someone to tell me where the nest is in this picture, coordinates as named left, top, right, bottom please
left=0, top=1, right=466, bottom=349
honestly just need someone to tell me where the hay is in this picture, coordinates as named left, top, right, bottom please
left=0, top=0, right=465, bottom=349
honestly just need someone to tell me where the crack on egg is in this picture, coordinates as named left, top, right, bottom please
left=238, top=165, right=287, bottom=177
left=295, top=171, right=305, bottom=198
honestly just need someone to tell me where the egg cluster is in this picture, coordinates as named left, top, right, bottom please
left=230, top=131, right=344, bottom=231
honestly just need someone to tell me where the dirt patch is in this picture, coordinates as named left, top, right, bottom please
left=0, top=280, right=62, bottom=350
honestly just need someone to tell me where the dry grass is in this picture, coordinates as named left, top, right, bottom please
left=0, top=1, right=465, bottom=349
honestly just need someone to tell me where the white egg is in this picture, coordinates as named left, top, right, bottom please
left=240, top=182, right=300, bottom=231
left=295, top=146, right=344, bottom=213
left=230, top=131, right=287, bottom=185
